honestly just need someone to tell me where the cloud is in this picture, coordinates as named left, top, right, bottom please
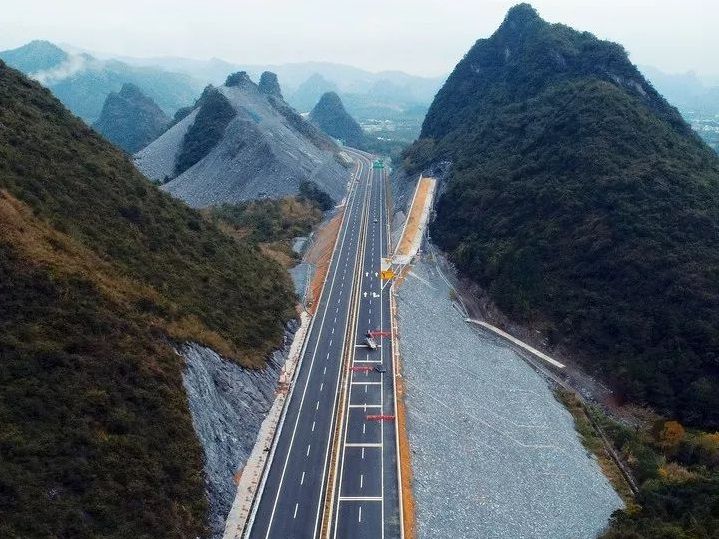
left=32, top=54, right=87, bottom=85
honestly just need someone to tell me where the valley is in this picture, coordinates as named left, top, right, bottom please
left=2, top=2, right=719, bottom=539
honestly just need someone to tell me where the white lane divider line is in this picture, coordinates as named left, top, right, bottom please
left=348, top=404, right=382, bottom=408
left=358, top=506, right=362, bottom=523
left=320, top=382, right=324, bottom=392
left=360, top=474, right=364, bottom=489
left=311, top=421, right=316, bottom=432
left=300, top=471, right=305, bottom=485
left=345, top=442, right=382, bottom=448
left=316, top=401, right=320, bottom=410
left=294, top=503, right=299, bottom=519
left=306, top=444, right=311, bottom=457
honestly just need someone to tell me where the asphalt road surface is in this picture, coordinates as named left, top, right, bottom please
left=246, top=149, right=400, bottom=539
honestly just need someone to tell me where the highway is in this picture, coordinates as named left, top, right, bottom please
left=329, top=149, right=399, bottom=539
left=246, top=149, right=400, bottom=538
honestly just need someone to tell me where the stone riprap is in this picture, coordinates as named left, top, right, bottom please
left=396, top=259, right=622, bottom=539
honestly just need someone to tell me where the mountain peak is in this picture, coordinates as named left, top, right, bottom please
left=25, top=39, right=65, bottom=54
left=408, top=3, right=719, bottom=432
left=94, top=82, right=169, bottom=153
left=225, top=71, right=254, bottom=88
left=0, top=39, right=68, bottom=74
left=258, top=71, right=283, bottom=99
left=309, top=92, right=365, bottom=149
left=504, top=3, right=541, bottom=24
left=316, top=91, right=343, bottom=108
left=118, top=82, right=145, bottom=99
left=498, top=3, right=544, bottom=34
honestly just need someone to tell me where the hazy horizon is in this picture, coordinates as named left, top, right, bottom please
left=1, top=0, right=717, bottom=81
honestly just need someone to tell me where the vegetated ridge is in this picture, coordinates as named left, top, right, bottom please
left=93, top=83, right=170, bottom=153
left=403, top=4, right=719, bottom=536
left=135, top=71, right=348, bottom=207
left=0, top=61, right=295, bottom=538
left=174, top=87, right=237, bottom=176
left=258, top=71, right=283, bottom=99
left=309, top=91, right=367, bottom=149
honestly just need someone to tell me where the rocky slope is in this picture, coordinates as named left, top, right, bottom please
left=309, top=91, right=366, bottom=148
left=0, top=40, right=202, bottom=122
left=93, top=83, right=169, bottom=153
left=0, top=60, right=296, bottom=537
left=135, top=71, right=348, bottom=207
left=180, top=336, right=293, bottom=537
left=396, top=259, right=622, bottom=538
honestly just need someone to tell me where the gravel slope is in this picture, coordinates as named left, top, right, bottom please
left=396, top=258, right=622, bottom=539
left=134, top=76, right=347, bottom=207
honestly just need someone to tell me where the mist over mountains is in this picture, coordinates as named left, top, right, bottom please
left=0, top=40, right=202, bottom=122
left=0, top=40, right=445, bottom=149
left=2, top=39, right=717, bottom=154
left=112, top=54, right=444, bottom=107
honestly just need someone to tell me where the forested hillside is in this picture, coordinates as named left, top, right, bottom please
left=0, top=61, right=295, bottom=537
left=402, top=5, right=719, bottom=535
left=405, top=3, right=719, bottom=428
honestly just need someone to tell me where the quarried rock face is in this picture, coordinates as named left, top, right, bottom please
left=135, top=73, right=347, bottom=207
left=180, top=323, right=297, bottom=537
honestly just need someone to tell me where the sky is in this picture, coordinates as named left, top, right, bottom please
left=1, top=0, right=716, bottom=80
